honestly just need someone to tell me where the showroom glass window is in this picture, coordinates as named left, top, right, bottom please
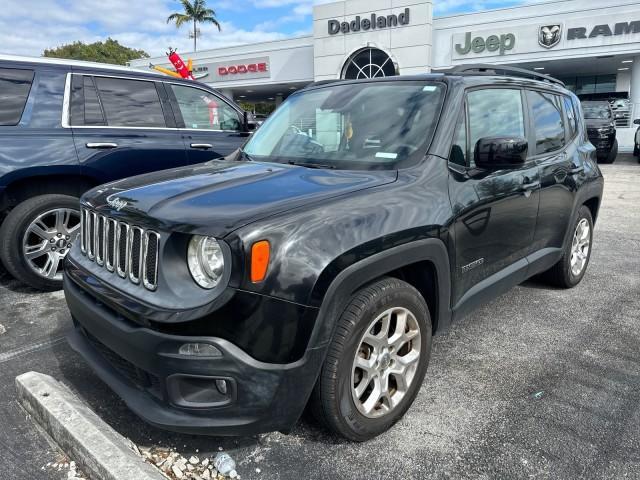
left=93, top=77, right=166, bottom=127
left=467, top=88, right=525, bottom=166
left=171, top=85, right=241, bottom=131
left=0, top=68, right=34, bottom=125
left=527, top=90, right=565, bottom=154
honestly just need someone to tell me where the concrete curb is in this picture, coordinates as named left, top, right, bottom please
left=16, top=371, right=165, bottom=480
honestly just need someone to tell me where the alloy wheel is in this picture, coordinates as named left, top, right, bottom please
left=570, top=218, right=590, bottom=277
left=22, top=208, right=81, bottom=281
left=351, top=307, right=422, bottom=418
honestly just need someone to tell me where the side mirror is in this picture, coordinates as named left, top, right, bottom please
left=242, top=111, right=257, bottom=132
left=634, top=118, right=640, bottom=125
left=474, top=137, right=528, bottom=169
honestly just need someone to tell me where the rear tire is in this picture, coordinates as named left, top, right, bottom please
left=542, top=206, right=593, bottom=289
left=0, top=194, right=80, bottom=291
left=309, top=277, right=432, bottom=441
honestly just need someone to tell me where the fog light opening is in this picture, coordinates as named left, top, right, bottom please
left=215, top=379, right=228, bottom=395
left=178, top=343, right=222, bottom=357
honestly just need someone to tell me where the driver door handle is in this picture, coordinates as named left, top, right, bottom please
left=190, top=143, right=213, bottom=149
left=570, top=165, right=585, bottom=174
left=86, top=142, right=118, bottom=149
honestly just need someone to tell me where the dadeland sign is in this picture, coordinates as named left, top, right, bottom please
left=328, top=8, right=410, bottom=35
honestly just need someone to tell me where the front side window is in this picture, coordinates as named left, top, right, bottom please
left=94, top=77, right=166, bottom=128
left=243, top=81, right=445, bottom=170
left=0, top=67, right=34, bottom=126
left=171, top=85, right=241, bottom=131
left=467, top=88, right=525, bottom=165
left=528, top=90, right=565, bottom=154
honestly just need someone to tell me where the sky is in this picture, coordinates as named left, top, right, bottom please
left=1, top=0, right=537, bottom=59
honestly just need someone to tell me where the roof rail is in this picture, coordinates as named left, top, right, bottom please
left=449, top=64, right=565, bottom=87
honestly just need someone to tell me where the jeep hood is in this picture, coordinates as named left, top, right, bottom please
left=84, top=160, right=397, bottom=236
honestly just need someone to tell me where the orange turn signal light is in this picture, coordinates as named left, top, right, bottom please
left=250, top=240, right=270, bottom=283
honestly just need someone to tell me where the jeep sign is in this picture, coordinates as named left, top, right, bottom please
left=328, top=8, right=410, bottom=35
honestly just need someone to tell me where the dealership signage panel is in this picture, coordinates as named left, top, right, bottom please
left=452, top=16, right=640, bottom=60
left=192, top=57, right=271, bottom=82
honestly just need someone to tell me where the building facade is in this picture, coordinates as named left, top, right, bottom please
left=130, top=0, right=640, bottom=148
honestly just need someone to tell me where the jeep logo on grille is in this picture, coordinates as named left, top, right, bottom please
left=107, top=197, right=127, bottom=211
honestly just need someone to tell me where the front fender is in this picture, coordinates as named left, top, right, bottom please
left=307, top=238, right=452, bottom=351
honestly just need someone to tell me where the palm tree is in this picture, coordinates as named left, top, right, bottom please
left=166, top=0, right=221, bottom=52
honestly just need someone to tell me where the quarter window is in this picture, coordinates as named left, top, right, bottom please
left=527, top=90, right=565, bottom=154
left=562, top=96, right=578, bottom=138
left=171, top=85, right=241, bottom=131
left=94, top=77, right=166, bottom=128
left=450, top=110, right=467, bottom=167
left=0, top=67, right=34, bottom=126
left=467, top=89, right=525, bottom=165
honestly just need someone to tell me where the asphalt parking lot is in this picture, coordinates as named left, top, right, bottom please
left=1, top=154, right=639, bottom=480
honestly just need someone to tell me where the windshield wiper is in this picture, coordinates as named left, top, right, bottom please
left=288, top=160, right=336, bottom=169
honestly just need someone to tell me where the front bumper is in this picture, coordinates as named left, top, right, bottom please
left=64, top=273, right=325, bottom=436
left=587, top=131, right=616, bottom=153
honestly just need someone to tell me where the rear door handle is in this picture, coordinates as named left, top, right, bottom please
left=521, top=180, right=541, bottom=191
left=86, top=142, right=118, bottom=149
left=570, top=165, right=585, bottom=174
left=190, top=143, right=213, bottom=149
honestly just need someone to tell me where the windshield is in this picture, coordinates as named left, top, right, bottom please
left=582, top=103, right=611, bottom=119
left=243, top=81, right=446, bottom=170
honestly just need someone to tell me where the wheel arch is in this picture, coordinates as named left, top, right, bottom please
left=582, top=196, right=600, bottom=224
left=0, top=169, right=100, bottom=213
left=307, top=238, right=452, bottom=352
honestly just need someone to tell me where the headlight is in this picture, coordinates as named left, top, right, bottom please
left=187, top=236, right=224, bottom=289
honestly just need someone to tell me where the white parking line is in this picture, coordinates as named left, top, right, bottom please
left=0, top=336, right=66, bottom=364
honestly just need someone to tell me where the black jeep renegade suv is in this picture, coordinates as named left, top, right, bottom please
left=64, top=66, right=604, bottom=441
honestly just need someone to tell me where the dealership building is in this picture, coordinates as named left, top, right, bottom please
left=131, top=0, right=640, bottom=148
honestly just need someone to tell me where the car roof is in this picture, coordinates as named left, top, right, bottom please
left=0, top=53, right=160, bottom=76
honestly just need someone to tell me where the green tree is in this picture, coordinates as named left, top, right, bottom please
left=167, top=0, right=221, bottom=52
left=43, top=38, right=148, bottom=65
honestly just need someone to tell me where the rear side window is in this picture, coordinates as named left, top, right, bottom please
left=563, top=96, right=577, bottom=138
left=94, top=77, right=166, bottom=127
left=0, top=67, right=34, bottom=126
left=467, top=88, right=525, bottom=165
left=527, top=90, right=565, bottom=154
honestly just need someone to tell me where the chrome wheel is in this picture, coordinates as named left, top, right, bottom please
left=22, top=208, right=81, bottom=281
left=351, top=307, right=422, bottom=418
left=570, top=218, right=590, bottom=277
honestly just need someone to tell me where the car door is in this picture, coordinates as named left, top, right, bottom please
left=166, top=82, right=248, bottom=165
left=70, top=74, right=187, bottom=183
left=531, top=91, right=579, bottom=256
left=448, top=87, right=540, bottom=315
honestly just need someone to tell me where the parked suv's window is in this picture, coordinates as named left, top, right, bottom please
left=171, top=84, right=241, bottom=131
left=0, top=67, right=34, bottom=126
left=563, top=96, right=577, bottom=138
left=243, top=81, right=445, bottom=170
left=467, top=88, right=525, bottom=165
left=94, top=77, right=166, bottom=127
left=528, top=90, right=565, bottom=154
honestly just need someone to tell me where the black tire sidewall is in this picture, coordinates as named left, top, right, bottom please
left=0, top=194, right=80, bottom=290
left=332, top=283, right=432, bottom=440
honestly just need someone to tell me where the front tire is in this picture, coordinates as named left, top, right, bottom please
left=542, top=205, right=593, bottom=288
left=0, top=194, right=81, bottom=291
left=309, top=277, right=432, bottom=441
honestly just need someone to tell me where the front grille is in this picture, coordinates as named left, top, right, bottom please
left=81, top=208, right=160, bottom=291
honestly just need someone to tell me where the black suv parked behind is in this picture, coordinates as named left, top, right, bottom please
left=582, top=100, right=617, bottom=163
left=65, top=66, right=603, bottom=441
left=0, top=55, right=251, bottom=290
